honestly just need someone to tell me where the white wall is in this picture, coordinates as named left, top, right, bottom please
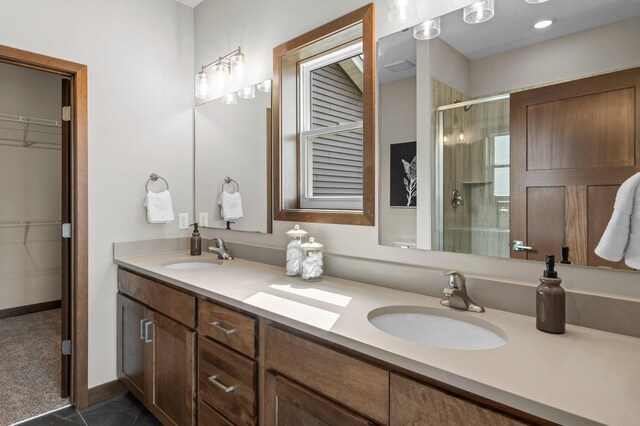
left=195, top=0, right=640, bottom=315
left=379, top=76, right=417, bottom=247
left=0, top=62, right=63, bottom=310
left=470, top=17, right=640, bottom=97
left=0, top=0, right=194, bottom=387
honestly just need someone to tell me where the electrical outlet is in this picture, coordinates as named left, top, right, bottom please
left=199, top=212, right=209, bottom=227
left=178, top=213, right=189, bottom=230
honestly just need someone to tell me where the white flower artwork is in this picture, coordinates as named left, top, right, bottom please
left=402, top=156, right=417, bottom=206
left=390, top=141, right=417, bottom=208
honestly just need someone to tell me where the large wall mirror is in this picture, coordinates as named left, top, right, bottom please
left=378, top=0, right=640, bottom=271
left=195, top=81, right=272, bottom=233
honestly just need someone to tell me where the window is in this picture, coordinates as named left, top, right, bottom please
left=299, top=42, right=364, bottom=210
left=273, top=4, right=375, bottom=226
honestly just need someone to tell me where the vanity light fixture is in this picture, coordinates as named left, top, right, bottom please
left=414, top=17, right=441, bottom=40
left=533, top=18, right=556, bottom=29
left=194, top=46, right=247, bottom=100
left=222, top=92, right=238, bottom=105
left=525, top=0, right=550, bottom=3
left=257, top=80, right=271, bottom=93
left=387, top=0, right=417, bottom=24
left=195, top=70, right=210, bottom=100
left=238, top=85, right=256, bottom=99
left=458, top=129, right=465, bottom=142
left=463, top=0, right=495, bottom=24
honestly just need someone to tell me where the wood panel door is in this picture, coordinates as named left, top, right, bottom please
left=511, top=67, right=640, bottom=268
left=263, top=372, right=375, bottom=426
left=146, top=309, right=196, bottom=426
left=117, top=294, right=147, bottom=403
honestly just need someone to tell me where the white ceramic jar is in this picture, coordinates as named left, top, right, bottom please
left=300, top=237, right=324, bottom=281
left=285, top=225, right=308, bottom=276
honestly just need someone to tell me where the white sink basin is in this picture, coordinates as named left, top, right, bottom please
left=368, top=306, right=507, bottom=350
left=162, top=260, right=221, bottom=270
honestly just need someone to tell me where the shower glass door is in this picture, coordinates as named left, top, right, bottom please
left=436, top=95, right=510, bottom=258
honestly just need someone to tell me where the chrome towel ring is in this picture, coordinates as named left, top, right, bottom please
left=222, top=176, right=240, bottom=192
left=146, top=173, right=169, bottom=193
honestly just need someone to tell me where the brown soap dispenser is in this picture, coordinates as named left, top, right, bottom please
left=190, top=223, right=202, bottom=256
left=536, top=255, right=565, bottom=334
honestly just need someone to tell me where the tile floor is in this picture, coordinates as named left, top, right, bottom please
left=16, top=394, right=159, bottom=426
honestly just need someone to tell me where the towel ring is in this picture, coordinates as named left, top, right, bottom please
left=146, top=173, right=169, bottom=193
left=222, top=176, right=240, bottom=192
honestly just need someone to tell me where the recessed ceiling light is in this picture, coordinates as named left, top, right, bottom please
left=534, top=18, right=556, bottom=29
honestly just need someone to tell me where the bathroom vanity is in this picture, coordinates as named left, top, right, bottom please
left=114, top=251, right=640, bottom=426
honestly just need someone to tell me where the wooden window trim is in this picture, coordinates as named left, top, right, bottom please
left=0, top=44, right=89, bottom=409
left=272, top=3, right=376, bottom=226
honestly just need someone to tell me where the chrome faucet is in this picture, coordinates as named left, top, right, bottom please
left=208, top=238, right=233, bottom=260
left=440, top=271, right=484, bottom=313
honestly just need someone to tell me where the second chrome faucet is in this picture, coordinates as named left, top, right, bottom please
left=440, top=271, right=484, bottom=313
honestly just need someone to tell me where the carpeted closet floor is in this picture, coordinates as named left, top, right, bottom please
left=0, top=309, right=68, bottom=425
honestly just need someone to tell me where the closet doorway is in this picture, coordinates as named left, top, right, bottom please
left=0, top=45, right=88, bottom=422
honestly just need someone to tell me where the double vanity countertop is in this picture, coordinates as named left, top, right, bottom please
left=114, top=250, right=640, bottom=426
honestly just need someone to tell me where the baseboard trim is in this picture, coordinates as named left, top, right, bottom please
left=88, top=380, right=128, bottom=406
left=0, top=300, right=62, bottom=320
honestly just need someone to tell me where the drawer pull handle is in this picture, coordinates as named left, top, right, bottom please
left=208, top=375, right=234, bottom=393
left=144, top=321, right=154, bottom=343
left=209, top=321, right=236, bottom=335
left=140, top=319, right=147, bottom=340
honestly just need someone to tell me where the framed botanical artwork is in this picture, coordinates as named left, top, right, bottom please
left=390, top=141, right=416, bottom=208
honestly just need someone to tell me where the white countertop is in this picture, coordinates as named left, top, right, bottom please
left=114, top=251, right=640, bottom=426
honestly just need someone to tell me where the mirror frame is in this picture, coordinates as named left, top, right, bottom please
left=272, top=3, right=376, bottom=226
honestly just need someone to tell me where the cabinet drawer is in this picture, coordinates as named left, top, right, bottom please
left=265, top=325, right=389, bottom=425
left=198, top=401, right=233, bottom=426
left=198, top=336, right=256, bottom=426
left=198, top=299, right=256, bottom=358
left=390, top=373, right=526, bottom=426
left=118, top=269, right=196, bottom=328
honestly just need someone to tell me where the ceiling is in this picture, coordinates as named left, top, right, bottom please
left=175, top=0, right=203, bottom=8
left=440, top=0, right=640, bottom=60
left=378, top=0, right=640, bottom=84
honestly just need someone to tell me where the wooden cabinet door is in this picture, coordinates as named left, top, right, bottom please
left=264, top=372, right=375, bottom=426
left=390, top=373, right=525, bottom=426
left=146, top=309, right=196, bottom=426
left=510, top=67, right=640, bottom=268
left=117, top=294, right=148, bottom=403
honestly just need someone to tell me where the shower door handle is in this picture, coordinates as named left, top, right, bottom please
left=512, top=240, right=534, bottom=252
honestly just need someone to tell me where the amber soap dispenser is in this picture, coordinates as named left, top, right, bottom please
left=536, top=255, right=565, bottom=334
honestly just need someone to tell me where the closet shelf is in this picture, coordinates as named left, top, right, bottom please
left=0, top=113, right=62, bottom=150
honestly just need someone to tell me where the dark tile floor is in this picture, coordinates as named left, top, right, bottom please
left=17, top=393, right=160, bottom=426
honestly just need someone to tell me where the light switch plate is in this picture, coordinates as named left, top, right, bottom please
left=178, top=213, right=189, bottom=230
left=199, top=212, right=209, bottom=227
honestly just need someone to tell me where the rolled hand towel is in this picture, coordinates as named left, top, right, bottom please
left=144, top=190, right=175, bottom=224
left=218, top=190, right=244, bottom=221
left=595, top=172, right=640, bottom=263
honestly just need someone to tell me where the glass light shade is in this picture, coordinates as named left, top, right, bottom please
left=458, top=129, right=465, bottom=142
left=414, top=17, right=441, bottom=40
left=257, top=80, right=272, bottom=93
left=222, top=93, right=238, bottom=105
left=195, top=70, right=210, bottom=100
left=387, top=0, right=417, bottom=24
left=230, top=52, right=245, bottom=81
left=212, top=63, right=228, bottom=90
left=464, top=0, right=495, bottom=24
left=238, top=86, right=256, bottom=99
left=525, top=0, right=550, bottom=3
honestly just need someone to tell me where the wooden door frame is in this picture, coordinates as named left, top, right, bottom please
left=0, top=44, right=89, bottom=408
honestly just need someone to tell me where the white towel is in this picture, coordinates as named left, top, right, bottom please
left=218, top=191, right=244, bottom=221
left=595, top=172, right=640, bottom=268
left=144, top=190, right=175, bottom=224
